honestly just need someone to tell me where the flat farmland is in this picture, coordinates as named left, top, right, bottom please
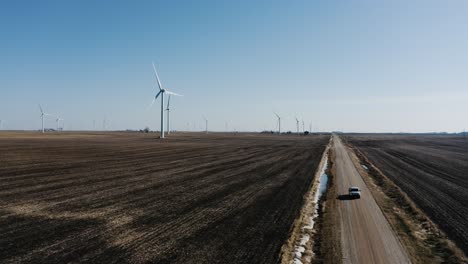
left=0, top=132, right=329, bottom=264
left=347, top=135, right=468, bottom=255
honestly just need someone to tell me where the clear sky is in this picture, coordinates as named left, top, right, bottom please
left=1, top=0, right=467, bottom=132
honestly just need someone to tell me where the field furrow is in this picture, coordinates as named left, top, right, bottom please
left=0, top=132, right=329, bottom=263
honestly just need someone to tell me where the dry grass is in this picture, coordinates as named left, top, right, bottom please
left=280, top=144, right=330, bottom=264
left=315, top=147, right=342, bottom=264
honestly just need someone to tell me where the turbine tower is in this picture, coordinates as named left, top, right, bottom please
left=166, top=95, right=171, bottom=134
left=56, top=116, right=64, bottom=131
left=149, top=62, right=182, bottom=139
left=295, top=117, right=300, bottom=134
left=203, top=116, right=208, bottom=133
left=274, top=113, right=281, bottom=134
left=39, top=105, right=50, bottom=133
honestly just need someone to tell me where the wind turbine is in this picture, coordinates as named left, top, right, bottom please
left=149, top=62, right=182, bottom=139
left=56, top=116, right=64, bottom=131
left=302, top=119, right=305, bottom=133
left=39, top=105, right=50, bottom=133
left=274, top=113, right=281, bottom=134
left=295, top=117, right=300, bottom=134
left=166, top=95, right=171, bottom=134
left=203, top=116, right=208, bottom=133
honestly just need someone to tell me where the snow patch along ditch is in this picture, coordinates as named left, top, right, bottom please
left=292, top=154, right=329, bottom=264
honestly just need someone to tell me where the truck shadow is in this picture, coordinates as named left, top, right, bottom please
left=337, top=194, right=357, bottom=200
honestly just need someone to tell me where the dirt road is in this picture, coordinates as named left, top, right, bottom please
left=333, top=135, right=410, bottom=264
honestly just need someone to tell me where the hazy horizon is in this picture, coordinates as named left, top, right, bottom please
left=1, top=1, right=467, bottom=133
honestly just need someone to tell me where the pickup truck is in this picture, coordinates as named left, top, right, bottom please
left=348, top=187, right=361, bottom=199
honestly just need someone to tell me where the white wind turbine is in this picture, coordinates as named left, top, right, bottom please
left=56, top=116, right=64, bottom=131
left=302, top=119, right=305, bottom=133
left=274, top=113, right=281, bottom=134
left=166, top=95, right=171, bottom=134
left=39, top=105, right=50, bottom=133
left=203, top=116, right=208, bottom=133
left=149, top=62, right=183, bottom=139
left=295, top=117, right=300, bottom=134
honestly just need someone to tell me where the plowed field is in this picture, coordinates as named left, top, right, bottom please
left=348, top=135, right=468, bottom=255
left=0, top=132, right=329, bottom=264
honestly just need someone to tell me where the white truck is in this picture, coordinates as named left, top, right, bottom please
left=348, top=187, right=361, bottom=199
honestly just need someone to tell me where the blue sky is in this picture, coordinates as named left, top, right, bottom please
left=1, top=0, right=467, bottom=132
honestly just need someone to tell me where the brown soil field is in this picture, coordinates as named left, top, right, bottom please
left=0, top=132, right=329, bottom=264
left=347, top=134, right=468, bottom=256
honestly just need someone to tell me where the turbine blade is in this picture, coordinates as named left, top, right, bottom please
left=39, top=105, right=44, bottom=113
left=147, top=98, right=156, bottom=110
left=166, top=95, right=171, bottom=109
left=155, top=90, right=162, bottom=100
left=152, top=62, right=163, bottom=90
left=147, top=91, right=162, bottom=110
left=164, top=90, right=183, bottom=96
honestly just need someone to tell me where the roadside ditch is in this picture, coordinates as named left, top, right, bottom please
left=281, top=138, right=342, bottom=264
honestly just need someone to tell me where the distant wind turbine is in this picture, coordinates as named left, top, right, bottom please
left=203, top=116, right=208, bottom=133
left=39, top=105, right=50, bottom=133
left=148, top=62, right=183, bottom=139
left=166, top=95, right=171, bottom=134
left=56, top=116, right=64, bottom=131
left=274, top=113, right=281, bottom=134
left=295, top=117, right=300, bottom=134
left=302, top=119, right=305, bottom=133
